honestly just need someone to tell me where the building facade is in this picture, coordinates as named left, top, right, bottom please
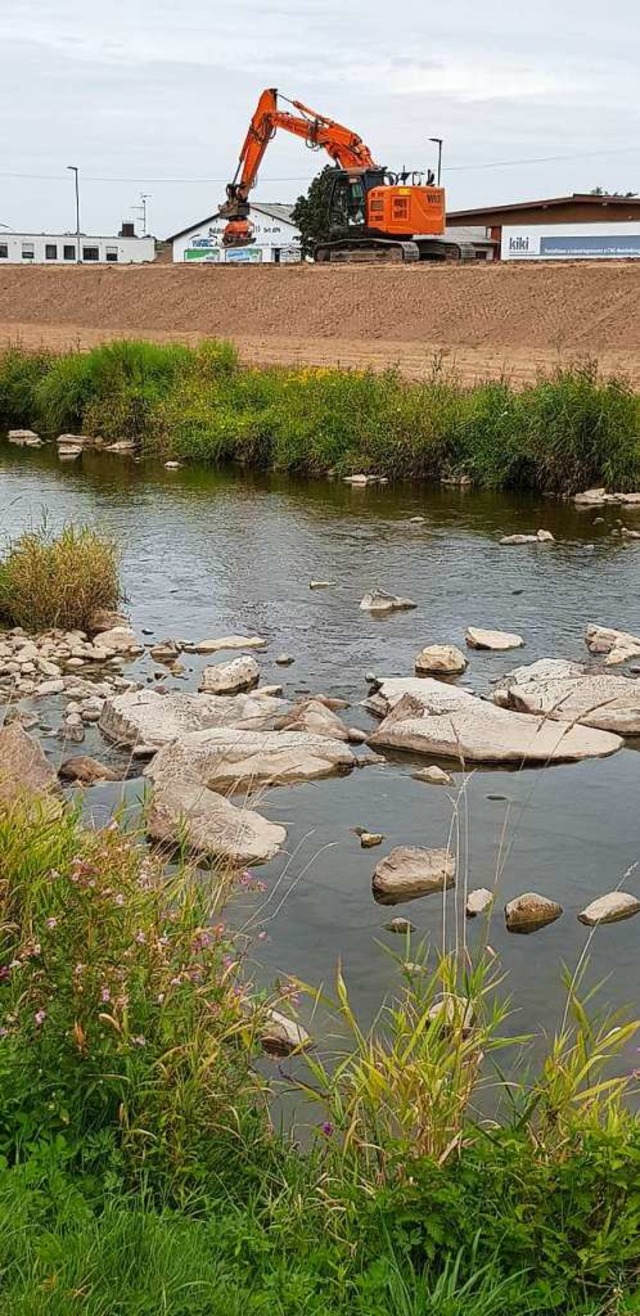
left=0, top=232, right=155, bottom=264
left=169, top=203, right=301, bottom=264
left=447, top=194, right=640, bottom=261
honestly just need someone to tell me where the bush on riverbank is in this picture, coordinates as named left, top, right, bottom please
left=0, top=521, right=120, bottom=632
left=1, top=802, right=640, bottom=1310
left=2, top=341, right=640, bottom=493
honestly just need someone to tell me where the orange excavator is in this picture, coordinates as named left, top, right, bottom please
left=219, top=88, right=459, bottom=262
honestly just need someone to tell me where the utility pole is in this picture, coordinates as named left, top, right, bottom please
left=429, top=137, right=443, bottom=187
left=67, top=165, right=81, bottom=262
left=131, top=192, right=151, bottom=234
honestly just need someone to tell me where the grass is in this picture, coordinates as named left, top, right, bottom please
left=0, top=803, right=639, bottom=1310
left=0, top=520, right=120, bottom=632
left=2, top=340, right=640, bottom=492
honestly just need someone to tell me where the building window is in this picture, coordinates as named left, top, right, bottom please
left=105, top=245, right=118, bottom=263
left=82, top=246, right=99, bottom=262
left=63, top=245, right=76, bottom=261
left=21, top=243, right=35, bottom=260
left=45, top=243, right=57, bottom=261
left=0, top=244, right=7, bottom=259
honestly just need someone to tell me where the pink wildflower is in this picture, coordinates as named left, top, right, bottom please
left=46, top=917, right=57, bottom=930
left=100, top=987, right=111, bottom=1004
left=131, top=1035, right=146, bottom=1047
left=34, top=1009, right=46, bottom=1027
left=114, top=893, right=125, bottom=907
left=134, top=931, right=146, bottom=944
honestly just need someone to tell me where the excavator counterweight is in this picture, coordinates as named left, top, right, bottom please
left=219, top=88, right=457, bottom=263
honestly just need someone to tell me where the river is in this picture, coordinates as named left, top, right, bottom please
left=2, top=441, right=640, bottom=1049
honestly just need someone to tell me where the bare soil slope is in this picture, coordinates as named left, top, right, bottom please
left=1, top=262, right=639, bottom=385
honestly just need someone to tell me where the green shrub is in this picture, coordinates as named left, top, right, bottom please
left=0, top=521, right=120, bottom=631
left=0, top=345, right=53, bottom=427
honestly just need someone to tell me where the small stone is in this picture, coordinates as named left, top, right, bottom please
left=360, top=589, right=417, bottom=614
left=360, top=832, right=384, bottom=848
left=347, top=727, right=368, bottom=744
left=536, top=529, right=555, bottom=542
left=275, top=654, right=295, bottom=666
left=372, top=846, right=455, bottom=905
left=261, top=1010, right=311, bottom=1056
left=59, top=756, right=121, bottom=784
left=58, top=722, right=85, bottom=744
left=356, top=752, right=386, bottom=767
left=578, top=892, right=640, bottom=926
left=34, top=679, right=65, bottom=697
left=465, top=627, right=524, bottom=652
left=164, top=461, right=182, bottom=469
left=505, top=892, right=563, bottom=934
left=149, top=640, right=182, bottom=663
left=385, top=917, right=415, bottom=933
left=427, top=994, right=475, bottom=1036
left=415, top=644, right=467, bottom=677
left=7, top=428, right=42, bottom=447
left=198, top=655, right=260, bottom=695
left=309, top=580, right=335, bottom=589
left=466, top=887, right=494, bottom=918
left=409, top=516, right=425, bottom=524
left=412, top=765, right=454, bottom=786
left=65, top=657, right=85, bottom=668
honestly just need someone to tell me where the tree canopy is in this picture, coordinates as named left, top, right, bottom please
left=291, top=165, right=337, bottom=257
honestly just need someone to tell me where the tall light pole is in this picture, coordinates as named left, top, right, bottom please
left=67, top=165, right=81, bottom=263
left=429, top=137, right=443, bottom=187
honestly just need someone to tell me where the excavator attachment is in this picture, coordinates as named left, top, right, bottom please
left=222, top=217, right=255, bottom=248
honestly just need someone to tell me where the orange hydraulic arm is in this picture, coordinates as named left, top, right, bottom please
left=219, top=88, right=377, bottom=245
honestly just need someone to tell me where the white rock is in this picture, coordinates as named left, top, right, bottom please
left=193, top=635, right=266, bottom=654
left=147, top=775, right=286, bottom=866
left=99, top=688, right=286, bottom=749
left=415, top=644, right=467, bottom=676
left=37, top=658, right=62, bottom=678
left=585, top=624, right=640, bottom=666
left=578, top=892, right=640, bottom=926
left=465, top=627, right=524, bottom=651
left=34, top=678, right=65, bottom=697
left=261, top=1010, right=311, bottom=1055
left=164, top=461, right=182, bottom=469
left=96, top=626, right=144, bottom=656
left=309, top=580, right=335, bottom=589
left=536, top=529, right=555, bottom=542
left=7, top=429, right=42, bottom=447
left=198, top=655, right=260, bottom=695
left=466, top=887, right=494, bottom=917
left=412, top=765, right=454, bottom=786
left=368, top=681, right=621, bottom=765
left=505, top=892, right=563, bottom=933
left=360, top=589, right=417, bottom=614
left=105, top=440, right=136, bottom=453
left=145, top=728, right=355, bottom=794
left=493, top=658, right=640, bottom=734
left=372, top=846, right=455, bottom=905
left=274, top=698, right=349, bottom=741
left=500, top=533, right=539, bottom=545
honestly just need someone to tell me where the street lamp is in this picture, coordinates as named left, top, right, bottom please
left=429, top=137, right=443, bottom=187
left=67, top=165, right=81, bottom=263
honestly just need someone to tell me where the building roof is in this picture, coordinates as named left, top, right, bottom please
left=167, top=202, right=296, bottom=242
left=447, top=193, right=640, bottom=222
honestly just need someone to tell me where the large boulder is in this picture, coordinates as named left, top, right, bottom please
left=198, top=655, right=260, bottom=694
left=372, top=846, right=455, bottom=905
left=146, top=728, right=355, bottom=794
left=415, top=644, right=467, bottom=676
left=367, top=681, right=622, bottom=765
left=505, top=892, right=563, bottom=933
left=578, top=892, right=640, bottom=926
left=493, top=658, right=640, bottom=735
left=0, top=725, right=60, bottom=808
left=147, top=775, right=286, bottom=866
left=273, top=698, right=350, bottom=741
left=465, top=627, right=524, bottom=651
left=360, top=589, right=417, bottom=613
left=585, top=624, right=640, bottom=666
left=99, top=687, right=286, bottom=750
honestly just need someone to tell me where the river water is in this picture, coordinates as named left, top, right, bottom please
left=2, top=442, right=640, bottom=1049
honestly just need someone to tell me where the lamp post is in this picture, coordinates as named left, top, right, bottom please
left=429, top=137, right=443, bottom=187
left=67, top=165, right=81, bottom=262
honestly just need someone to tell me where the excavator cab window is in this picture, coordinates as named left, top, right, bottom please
left=331, top=175, right=366, bottom=228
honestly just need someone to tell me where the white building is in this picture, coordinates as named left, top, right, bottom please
left=169, top=203, right=301, bottom=264
left=501, top=222, right=640, bottom=261
left=0, top=231, right=155, bottom=264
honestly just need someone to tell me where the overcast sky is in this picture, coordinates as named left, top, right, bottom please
left=2, top=0, right=639, bottom=238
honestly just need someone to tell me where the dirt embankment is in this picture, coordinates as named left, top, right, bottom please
left=1, top=261, right=639, bottom=386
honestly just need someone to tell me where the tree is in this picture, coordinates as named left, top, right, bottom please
left=291, top=165, right=337, bottom=257
left=590, top=187, right=637, bottom=197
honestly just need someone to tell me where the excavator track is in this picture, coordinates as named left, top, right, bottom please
left=314, top=238, right=420, bottom=264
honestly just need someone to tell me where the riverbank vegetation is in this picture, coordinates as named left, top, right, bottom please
left=2, top=340, right=640, bottom=493
left=0, top=522, right=120, bottom=632
left=0, top=800, right=639, bottom=1311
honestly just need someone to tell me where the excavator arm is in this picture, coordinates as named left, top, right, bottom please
left=219, top=88, right=377, bottom=246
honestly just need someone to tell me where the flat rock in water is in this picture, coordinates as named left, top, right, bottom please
left=367, top=681, right=621, bottom=765
left=493, top=658, right=640, bottom=734
left=147, top=775, right=286, bottom=866
left=193, top=635, right=267, bottom=654
left=99, top=687, right=286, bottom=749
left=385, top=916, right=415, bottom=933
left=372, top=845, right=455, bottom=905
left=198, top=655, right=260, bottom=694
left=360, top=589, right=417, bottom=614
left=466, top=887, right=494, bottom=917
left=360, top=832, right=384, bottom=848
left=585, top=623, right=640, bottom=666
left=274, top=698, right=349, bottom=741
left=466, top=627, right=524, bottom=651
left=261, top=1009, right=311, bottom=1056
left=578, top=892, right=640, bottom=926
left=7, top=429, right=41, bottom=446
left=412, top=765, right=454, bottom=786
left=505, top=892, right=563, bottom=933
left=95, top=626, right=144, bottom=656
left=59, top=756, right=121, bottom=785
left=415, top=644, right=467, bottom=676
left=0, top=724, right=60, bottom=808
left=146, top=727, right=355, bottom=794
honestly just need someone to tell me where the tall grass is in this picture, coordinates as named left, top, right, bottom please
left=2, top=341, right=640, bottom=492
left=0, top=520, right=120, bottom=631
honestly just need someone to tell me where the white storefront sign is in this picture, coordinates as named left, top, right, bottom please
left=173, top=207, right=301, bottom=264
left=502, top=222, right=640, bottom=261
